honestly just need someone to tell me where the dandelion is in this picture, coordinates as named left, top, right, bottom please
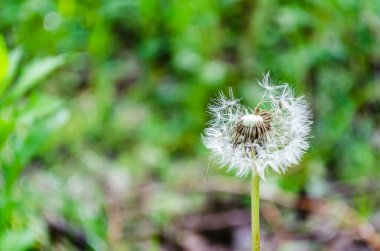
left=203, top=73, right=312, bottom=178
left=202, top=73, right=312, bottom=251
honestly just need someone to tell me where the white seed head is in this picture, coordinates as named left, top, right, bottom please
left=202, top=73, right=312, bottom=178
left=241, top=115, right=263, bottom=127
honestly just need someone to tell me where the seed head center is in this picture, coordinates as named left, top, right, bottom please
left=233, top=111, right=272, bottom=148
left=241, top=114, right=263, bottom=127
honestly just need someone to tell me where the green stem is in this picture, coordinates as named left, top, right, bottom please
left=251, top=173, right=260, bottom=251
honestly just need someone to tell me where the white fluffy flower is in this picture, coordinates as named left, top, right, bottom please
left=202, top=74, right=312, bottom=178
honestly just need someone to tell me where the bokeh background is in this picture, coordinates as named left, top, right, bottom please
left=1, top=0, right=380, bottom=250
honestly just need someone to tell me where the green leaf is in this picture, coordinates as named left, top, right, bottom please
left=17, top=94, right=64, bottom=124
left=0, top=48, right=23, bottom=97
left=6, top=55, right=66, bottom=102
left=16, top=108, right=69, bottom=165
left=0, top=35, right=9, bottom=85
left=0, top=118, right=14, bottom=148
left=0, top=230, right=36, bottom=251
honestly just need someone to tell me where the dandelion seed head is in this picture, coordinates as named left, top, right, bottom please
left=241, top=114, right=263, bottom=127
left=202, top=73, right=312, bottom=178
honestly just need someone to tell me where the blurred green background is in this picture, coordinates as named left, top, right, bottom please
left=1, top=0, right=380, bottom=250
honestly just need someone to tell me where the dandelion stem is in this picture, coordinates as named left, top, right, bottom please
left=251, top=172, right=260, bottom=251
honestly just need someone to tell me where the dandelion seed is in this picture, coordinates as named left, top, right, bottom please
left=202, top=73, right=312, bottom=178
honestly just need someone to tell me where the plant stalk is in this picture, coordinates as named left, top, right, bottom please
left=251, top=173, right=260, bottom=251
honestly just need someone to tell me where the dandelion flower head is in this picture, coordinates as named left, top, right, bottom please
left=202, top=74, right=312, bottom=178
